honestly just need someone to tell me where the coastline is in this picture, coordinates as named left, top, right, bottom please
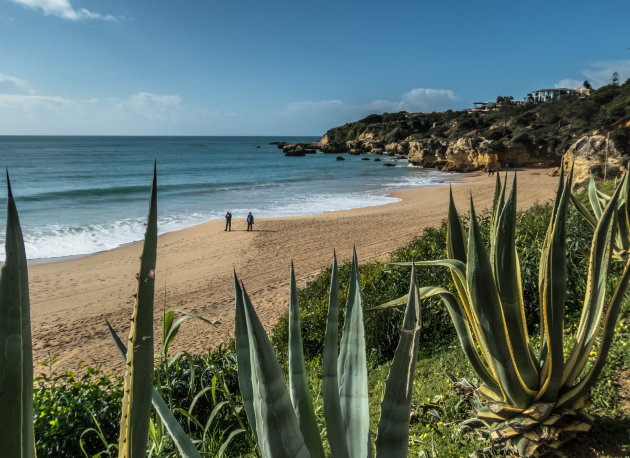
left=28, top=168, right=558, bottom=373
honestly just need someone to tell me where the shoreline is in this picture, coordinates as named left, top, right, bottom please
left=27, top=168, right=558, bottom=373
left=25, top=167, right=463, bottom=266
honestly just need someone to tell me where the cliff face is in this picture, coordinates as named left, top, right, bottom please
left=276, top=81, right=630, bottom=174
left=563, top=134, right=627, bottom=185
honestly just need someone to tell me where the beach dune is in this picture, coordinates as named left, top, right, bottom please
left=28, top=169, right=559, bottom=373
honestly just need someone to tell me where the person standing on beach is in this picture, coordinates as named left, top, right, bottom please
left=246, top=212, right=254, bottom=231
left=225, top=211, right=232, bottom=231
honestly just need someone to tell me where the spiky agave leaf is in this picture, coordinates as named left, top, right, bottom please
left=237, top=282, right=309, bottom=457
left=288, top=263, right=325, bottom=458
left=118, top=165, right=158, bottom=458
left=374, top=263, right=422, bottom=458
left=321, top=253, right=350, bottom=458
left=467, top=198, right=534, bottom=407
left=562, top=178, right=622, bottom=387
left=493, top=175, right=538, bottom=396
left=0, top=172, right=35, bottom=458
left=571, top=170, right=630, bottom=260
left=233, top=272, right=257, bottom=442
left=337, top=249, right=371, bottom=457
left=106, top=319, right=201, bottom=458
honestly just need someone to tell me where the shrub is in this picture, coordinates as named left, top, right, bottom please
left=33, top=359, right=123, bottom=457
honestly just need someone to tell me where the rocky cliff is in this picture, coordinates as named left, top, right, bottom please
left=274, top=80, right=630, bottom=179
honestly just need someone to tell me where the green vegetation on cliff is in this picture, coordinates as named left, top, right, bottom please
left=324, top=80, right=630, bottom=159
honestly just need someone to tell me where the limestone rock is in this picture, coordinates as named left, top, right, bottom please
left=563, top=134, right=626, bottom=186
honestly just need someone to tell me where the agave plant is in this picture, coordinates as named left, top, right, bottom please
left=375, top=170, right=630, bottom=456
left=234, top=251, right=423, bottom=458
left=570, top=171, right=630, bottom=260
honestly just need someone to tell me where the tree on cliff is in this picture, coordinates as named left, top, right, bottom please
left=496, top=96, right=516, bottom=135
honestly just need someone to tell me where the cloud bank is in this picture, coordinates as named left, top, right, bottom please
left=0, top=76, right=216, bottom=135
left=0, top=70, right=460, bottom=135
left=10, top=0, right=118, bottom=21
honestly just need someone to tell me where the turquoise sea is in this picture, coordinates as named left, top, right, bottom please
left=0, top=136, right=452, bottom=261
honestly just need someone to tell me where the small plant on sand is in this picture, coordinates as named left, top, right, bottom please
left=234, top=253, right=423, bottom=457
left=377, top=169, right=630, bottom=456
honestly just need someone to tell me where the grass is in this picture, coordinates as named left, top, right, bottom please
left=31, top=182, right=630, bottom=457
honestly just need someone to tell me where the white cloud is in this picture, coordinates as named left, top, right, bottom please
left=582, top=59, right=630, bottom=88
left=0, top=94, right=74, bottom=109
left=401, top=88, right=459, bottom=112
left=10, top=0, right=118, bottom=21
left=0, top=72, right=35, bottom=94
left=553, top=78, right=583, bottom=89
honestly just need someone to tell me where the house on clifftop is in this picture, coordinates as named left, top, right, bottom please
left=527, top=87, right=591, bottom=103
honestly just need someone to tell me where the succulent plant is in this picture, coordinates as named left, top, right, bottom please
left=376, top=169, right=630, bottom=456
left=234, top=251, right=423, bottom=458
left=570, top=171, right=630, bottom=260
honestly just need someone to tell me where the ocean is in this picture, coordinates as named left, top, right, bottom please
left=0, top=136, right=452, bottom=262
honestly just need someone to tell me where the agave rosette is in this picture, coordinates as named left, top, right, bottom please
left=382, top=169, right=630, bottom=456
left=234, top=251, right=423, bottom=458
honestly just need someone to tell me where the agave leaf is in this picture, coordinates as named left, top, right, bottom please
left=392, top=258, right=495, bottom=389
left=367, top=294, right=408, bottom=312
left=536, top=167, right=571, bottom=402
left=493, top=175, right=539, bottom=393
left=337, top=249, right=371, bottom=457
left=106, top=320, right=201, bottom=458
left=240, top=283, right=309, bottom=457
left=0, top=173, right=35, bottom=458
left=447, top=187, right=467, bottom=263
left=375, top=264, right=422, bottom=458
left=614, top=172, right=630, bottom=256
left=489, top=172, right=506, bottom=264
left=321, top=253, right=349, bottom=458
left=562, top=179, right=621, bottom=386
left=558, top=257, right=630, bottom=408
left=392, top=259, right=466, bottom=284
left=118, top=165, right=158, bottom=458
left=467, top=198, right=532, bottom=407
left=588, top=173, right=603, bottom=220
left=569, top=192, right=597, bottom=229
left=233, top=273, right=257, bottom=441
left=417, top=286, right=501, bottom=396
left=288, top=263, right=325, bottom=458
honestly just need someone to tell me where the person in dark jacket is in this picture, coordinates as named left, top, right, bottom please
left=246, top=212, right=254, bottom=231
left=224, top=211, right=232, bottom=231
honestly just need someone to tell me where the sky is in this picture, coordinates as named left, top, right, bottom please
left=0, top=0, right=629, bottom=136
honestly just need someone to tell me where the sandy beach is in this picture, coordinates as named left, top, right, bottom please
left=28, top=169, right=559, bottom=373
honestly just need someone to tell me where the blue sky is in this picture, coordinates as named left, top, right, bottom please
left=1, top=0, right=629, bottom=136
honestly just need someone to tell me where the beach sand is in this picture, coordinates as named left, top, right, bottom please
left=28, top=168, right=559, bottom=373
